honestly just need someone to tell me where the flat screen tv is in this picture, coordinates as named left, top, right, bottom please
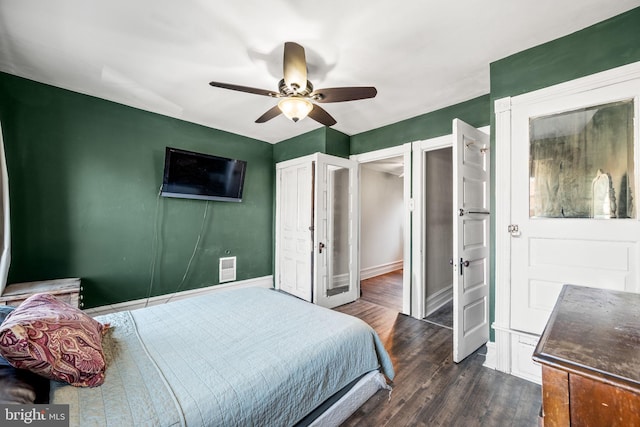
left=160, top=147, right=247, bottom=202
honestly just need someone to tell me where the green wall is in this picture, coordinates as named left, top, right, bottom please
left=0, top=72, right=274, bottom=308
left=490, top=8, right=640, bottom=101
left=350, top=94, right=490, bottom=154
left=273, top=127, right=350, bottom=163
left=487, top=6, right=640, bottom=340
left=325, top=128, right=350, bottom=159
left=273, top=128, right=326, bottom=163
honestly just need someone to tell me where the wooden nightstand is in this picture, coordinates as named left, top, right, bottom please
left=0, top=278, right=82, bottom=308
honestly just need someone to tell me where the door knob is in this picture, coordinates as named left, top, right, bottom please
left=461, top=258, right=470, bottom=267
left=449, top=259, right=454, bottom=266
left=318, top=242, right=325, bottom=253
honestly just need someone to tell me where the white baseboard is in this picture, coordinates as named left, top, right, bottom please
left=483, top=341, right=497, bottom=370
left=510, top=333, right=542, bottom=384
left=425, top=285, right=452, bottom=317
left=489, top=323, right=542, bottom=384
left=360, top=261, right=403, bottom=280
left=85, top=275, right=274, bottom=317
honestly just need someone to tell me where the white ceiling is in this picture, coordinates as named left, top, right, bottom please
left=0, top=1, right=638, bottom=143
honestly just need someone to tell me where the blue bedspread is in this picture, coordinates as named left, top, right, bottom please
left=51, top=287, right=394, bottom=426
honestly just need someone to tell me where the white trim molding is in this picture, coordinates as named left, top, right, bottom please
left=483, top=341, right=497, bottom=370
left=425, top=285, right=453, bottom=317
left=85, top=275, right=273, bottom=316
left=494, top=95, right=513, bottom=375
left=360, top=260, right=403, bottom=280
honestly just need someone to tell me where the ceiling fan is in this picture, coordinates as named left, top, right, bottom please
left=209, top=42, right=377, bottom=126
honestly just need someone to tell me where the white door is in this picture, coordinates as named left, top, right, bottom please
left=314, top=153, right=359, bottom=308
left=452, top=119, right=491, bottom=363
left=275, top=153, right=359, bottom=308
left=509, top=83, right=640, bottom=335
left=275, top=158, right=313, bottom=301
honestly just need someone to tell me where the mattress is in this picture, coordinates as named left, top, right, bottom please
left=51, top=287, right=394, bottom=426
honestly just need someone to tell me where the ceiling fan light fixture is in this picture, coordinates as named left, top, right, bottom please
left=209, top=42, right=376, bottom=126
left=278, top=97, right=313, bottom=122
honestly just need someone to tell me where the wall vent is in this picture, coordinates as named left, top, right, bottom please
left=219, top=256, right=236, bottom=283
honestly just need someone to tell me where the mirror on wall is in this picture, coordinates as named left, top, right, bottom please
left=327, top=165, right=350, bottom=297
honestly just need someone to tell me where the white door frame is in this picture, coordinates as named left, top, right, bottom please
left=412, top=135, right=452, bottom=319
left=351, top=143, right=412, bottom=316
left=492, top=60, right=640, bottom=379
left=411, top=127, right=490, bottom=320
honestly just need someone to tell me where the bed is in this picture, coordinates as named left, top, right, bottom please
left=34, top=287, right=395, bottom=426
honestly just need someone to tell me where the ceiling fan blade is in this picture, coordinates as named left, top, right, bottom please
left=283, top=42, right=307, bottom=91
left=209, top=81, right=277, bottom=97
left=311, top=86, right=377, bottom=103
left=308, top=104, right=337, bottom=127
left=255, top=105, right=282, bottom=123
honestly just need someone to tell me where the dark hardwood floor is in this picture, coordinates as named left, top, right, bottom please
left=360, top=269, right=403, bottom=311
left=424, top=301, right=453, bottom=329
left=336, top=272, right=542, bottom=426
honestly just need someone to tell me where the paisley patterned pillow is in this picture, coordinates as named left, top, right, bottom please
left=0, top=293, right=106, bottom=387
left=0, top=305, right=50, bottom=403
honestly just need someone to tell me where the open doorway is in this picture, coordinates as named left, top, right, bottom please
left=412, top=121, right=491, bottom=363
left=421, top=147, right=454, bottom=329
left=351, top=144, right=412, bottom=315
left=412, top=134, right=454, bottom=320
left=359, top=157, right=405, bottom=311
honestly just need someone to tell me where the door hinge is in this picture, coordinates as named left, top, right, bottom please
left=507, top=224, right=520, bottom=236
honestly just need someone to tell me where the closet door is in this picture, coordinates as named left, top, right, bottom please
left=314, top=154, right=359, bottom=309
left=275, top=153, right=359, bottom=308
left=275, top=157, right=314, bottom=302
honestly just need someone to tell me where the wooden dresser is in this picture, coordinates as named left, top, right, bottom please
left=533, top=285, right=640, bottom=426
left=0, top=278, right=82, bottom=308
